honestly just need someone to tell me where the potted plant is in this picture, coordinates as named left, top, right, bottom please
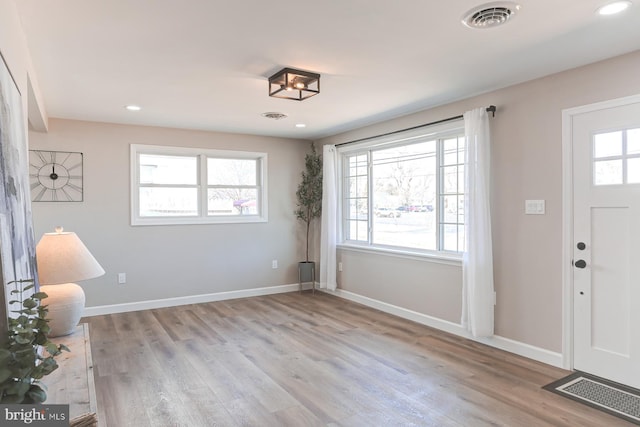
left=295, top=143, right=322, bottom=290
left=0, top=278, right=69, bottom=403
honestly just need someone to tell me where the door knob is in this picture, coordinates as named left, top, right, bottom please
left=577, top=242, right=586, bottom=250
left=575, top=259, right=587, bottom=269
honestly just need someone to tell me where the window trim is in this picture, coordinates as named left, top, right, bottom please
left=130, top=144, right=268, bottom=226
left=337, top=119, right=464, bottom=259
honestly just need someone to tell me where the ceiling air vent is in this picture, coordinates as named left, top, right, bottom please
left=261, top=112, right=288, bottom=120
left=462, top=2, right=520, bottom=29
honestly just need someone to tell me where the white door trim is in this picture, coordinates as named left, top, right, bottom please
left=561, top=93, right=640, bottom=370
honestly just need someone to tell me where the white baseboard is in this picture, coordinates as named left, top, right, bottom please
left=83, top=283, right=563, bottom=368
left=82, top=283, right=300, bottom=317
left=324, top=288, right=563, bottom=368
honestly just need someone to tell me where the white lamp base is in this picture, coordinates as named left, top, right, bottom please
left=40, top=283, right=86, bottom=337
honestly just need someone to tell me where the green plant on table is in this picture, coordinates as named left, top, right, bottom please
left=0, top=278, right=69, bottom=403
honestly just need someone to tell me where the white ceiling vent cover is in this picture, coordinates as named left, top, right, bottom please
left=462, top=2, right=521, bottom=29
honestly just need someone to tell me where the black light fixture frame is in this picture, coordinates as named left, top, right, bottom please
left=268, top=67, right=320, bottom=101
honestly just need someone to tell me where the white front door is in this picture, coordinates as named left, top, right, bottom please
left=571, top=96, right=640, bottom=388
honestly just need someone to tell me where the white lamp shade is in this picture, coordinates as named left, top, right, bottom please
left=36, top=230, right=105, bottom=285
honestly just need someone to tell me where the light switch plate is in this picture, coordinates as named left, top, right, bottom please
left=525, top=199, right=545, bottom=215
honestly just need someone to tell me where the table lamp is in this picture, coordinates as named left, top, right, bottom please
left=35, top=226, right=105, bottom=337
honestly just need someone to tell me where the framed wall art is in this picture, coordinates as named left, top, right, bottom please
left=0, top=51, right=39, bottom=328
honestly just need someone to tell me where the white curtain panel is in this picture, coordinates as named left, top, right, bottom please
left=461, top=107, right=495, bottom=337
left=319, top=144, right=338, bottom=291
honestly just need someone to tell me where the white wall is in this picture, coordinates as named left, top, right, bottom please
left=319, top=49, right=640, bottom=355
left=0, top=0, right=47, bottom=129
left=29, top=119, right=310, bottom=309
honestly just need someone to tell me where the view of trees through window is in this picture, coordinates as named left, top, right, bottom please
left=372, top=140, right=437, bottom=250
left=207, top=158, right=258, bottom=215
left=343, top=132, right=466, bottom=253
left=138, top=153, right=260, bottom=218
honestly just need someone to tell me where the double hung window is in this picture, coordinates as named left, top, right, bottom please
left=340, top=120, right=465, bottom=256
left=131, top=145, right=267, bottom=225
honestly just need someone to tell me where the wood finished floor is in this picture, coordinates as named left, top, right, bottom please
left=84, top=292, right=632, bottom=426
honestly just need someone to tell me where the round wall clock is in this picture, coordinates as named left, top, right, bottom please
left=29, top=150, right=83, bottom=202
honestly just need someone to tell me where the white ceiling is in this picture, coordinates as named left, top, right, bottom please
left=15, top=0, right=640, bottom=140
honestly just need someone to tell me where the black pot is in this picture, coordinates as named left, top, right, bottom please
left=298, top=261, right=316, bottom=291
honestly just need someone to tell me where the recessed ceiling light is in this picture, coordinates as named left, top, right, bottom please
left=597, top=0, right=632, bottom=15
left=125, top=105, right=141, bottom=111
left=295, top=123, right=306, bottom=128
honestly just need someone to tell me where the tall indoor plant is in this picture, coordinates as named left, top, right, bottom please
left=295, top=143, right=322, bottom=289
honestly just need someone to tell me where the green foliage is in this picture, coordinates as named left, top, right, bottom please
left=295, top=143, right=323, bottom=262
left=0, top=279, right=69, bottom=404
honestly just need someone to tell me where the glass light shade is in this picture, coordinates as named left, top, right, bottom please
left=36, top=229, right=105, bottom=285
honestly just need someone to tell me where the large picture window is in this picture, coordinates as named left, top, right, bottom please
left=340, top=120, right=465, bottom=257
left=131, top=145, right=267, bottom=225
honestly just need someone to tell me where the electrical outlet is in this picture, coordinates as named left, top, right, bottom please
left=118, top=273, right=126, bottom=284
left=338, top=262, right=343, bottom=272
left=272, top=260, right=278, bottom=269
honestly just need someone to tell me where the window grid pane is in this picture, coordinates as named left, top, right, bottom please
left=344, top=154, right=369, bottom=242
left=438, top=136, right=465, bottom=252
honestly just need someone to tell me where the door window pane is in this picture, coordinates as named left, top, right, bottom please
left=593, top=128, right=640, bottom=186
left=627, top=158, right=640, bottom=184
left=594, top=160, right=623, bottom=185
left=628, top=128, right=640, bottom=155
left=594, top=131, right=622, bottom=158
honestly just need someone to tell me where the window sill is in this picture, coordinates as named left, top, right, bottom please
left=131, top=216, right=267, bottom=226
left=337, top=243, right=462, bottom=266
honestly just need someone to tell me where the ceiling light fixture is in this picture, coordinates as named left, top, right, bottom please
left=462, top=2, right=521, bottom=29
left=295, top=123, right=307, bottom=128
left=125, top=105, right=141, bottom=111
left=597, top=0, right=632, bottom=15
left=268, top=67, right=320, bottom=101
